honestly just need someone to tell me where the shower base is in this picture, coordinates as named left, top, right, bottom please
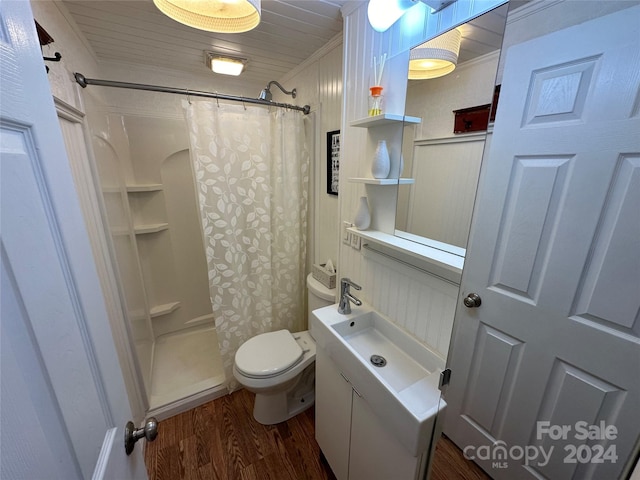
left=148, top=326, right=226, bottom=415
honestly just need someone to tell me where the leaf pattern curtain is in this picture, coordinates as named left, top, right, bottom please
left=183, top=101, right=309, bottom=390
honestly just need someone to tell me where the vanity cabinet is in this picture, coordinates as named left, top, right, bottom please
left=316, top=348, right=352, bottom=480
left=315, top=348, right=427, bottom=480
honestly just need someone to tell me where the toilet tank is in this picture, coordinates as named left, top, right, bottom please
left=307, top=273, right=335, bottom=320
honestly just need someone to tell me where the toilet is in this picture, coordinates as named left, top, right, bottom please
left=233, top=273, right=336, bottom=425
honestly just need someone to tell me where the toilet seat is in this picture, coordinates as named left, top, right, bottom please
left=235, top=330, right=304, bottom=379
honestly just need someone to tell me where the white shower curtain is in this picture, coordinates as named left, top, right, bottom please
left=183, top=101, right=309, bottom=390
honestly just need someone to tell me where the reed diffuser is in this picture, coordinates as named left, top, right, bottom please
left=369, top=53, right=387, bottom=116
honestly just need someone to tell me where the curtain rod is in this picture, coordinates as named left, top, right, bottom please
left=73, top=73, right=311, bottom=115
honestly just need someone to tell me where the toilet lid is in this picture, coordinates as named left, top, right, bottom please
left=235, top=330, right=303, bottom=378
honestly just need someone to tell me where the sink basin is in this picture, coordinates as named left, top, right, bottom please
left=311, top=303, right=446, bottom=456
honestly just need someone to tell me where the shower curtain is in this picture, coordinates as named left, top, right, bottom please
left=183, top=101, right=309, bottom=390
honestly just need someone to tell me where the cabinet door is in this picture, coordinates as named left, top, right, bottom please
left=349, top=393, right=422, bottom=480
left=315, top=348, right=353, bottom=480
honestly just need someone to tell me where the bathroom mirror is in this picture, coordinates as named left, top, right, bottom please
left=395, top=4, right=508, bottom=254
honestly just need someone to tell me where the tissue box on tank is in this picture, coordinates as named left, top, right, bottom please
left=312, top=264, right=336, bottom=289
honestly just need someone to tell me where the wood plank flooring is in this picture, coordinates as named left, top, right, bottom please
left=145, top=389, right=491, bottom=480
left=431, top=437, right=492, bottom=480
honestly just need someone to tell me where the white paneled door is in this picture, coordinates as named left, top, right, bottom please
left=445, top=4, right=640, bottom=480
left=0, top=0, right=147, bottom=478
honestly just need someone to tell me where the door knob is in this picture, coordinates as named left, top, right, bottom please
left=125, top=417, right=158, bottom=455
left=463, top=293, right=482, bottom=308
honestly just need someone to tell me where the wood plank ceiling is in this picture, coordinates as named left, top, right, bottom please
left=61, top=0, right=506, bottom=94
left=62, top=0, right=348, bottom=92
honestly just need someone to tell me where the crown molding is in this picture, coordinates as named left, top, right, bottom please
left=341, top=0, right=365, bottom=18
left=507, top=0, right=564, bottom=24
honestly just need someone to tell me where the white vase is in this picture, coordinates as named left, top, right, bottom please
left=389, top=153, right=405, bottom=179
left=371, top=140, right=390, bottom=179
left=354, top=196, right=371, bottom=230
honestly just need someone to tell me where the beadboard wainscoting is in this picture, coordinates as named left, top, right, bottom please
left=337, top=0, right=505, bottom=359
left=341, top=242, right=458, bottom=360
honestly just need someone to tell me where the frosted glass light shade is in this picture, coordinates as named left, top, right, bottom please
left=367, top=0, right=417, bottom=32
left=210, top=56, right=245, bottom=76
left=409, top=28, right=461, bottom=79
left=154, top=0, right=261, bottom=33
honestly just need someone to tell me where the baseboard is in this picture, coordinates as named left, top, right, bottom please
left=147, top=383, right=228, bottom=421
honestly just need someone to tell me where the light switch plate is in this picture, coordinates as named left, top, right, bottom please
left=342, top=221, right=353, bottom=245
left=350, top=232, right=361, bottom=250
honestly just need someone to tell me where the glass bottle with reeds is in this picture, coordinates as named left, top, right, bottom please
left=368, top=53, right=387, bottom=116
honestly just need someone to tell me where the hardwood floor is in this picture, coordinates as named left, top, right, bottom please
left=431, top=436, right=492, bottom=480
left=145, top=389, right=490, bottom=480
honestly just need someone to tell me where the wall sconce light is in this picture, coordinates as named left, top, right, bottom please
left=154, top=0, right=261, bottom=33
left=408, top=28, right=461, bottom=80
left=205, top=52, right=247, bottom=76
left=368, top=0, right=417, bottom=32
left=367, top=0, right=456, bottom=32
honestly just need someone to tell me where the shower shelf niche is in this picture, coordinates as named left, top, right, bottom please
left=150, top=301, right=181, bottom=318
left=134, top=223, right=169, bottom=235
left=126, top=184, right=164, bottom=192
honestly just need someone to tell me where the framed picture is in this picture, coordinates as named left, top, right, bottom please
left=326, top=130, right=340, bottom=196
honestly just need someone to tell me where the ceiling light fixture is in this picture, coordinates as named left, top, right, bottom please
left=205, top=52, right=246, bottom=76
left=408, top=28, right=461, bottom=80
left=367, top=0, right=456, bottom=32
left=153, top=0, right=261, bottom=33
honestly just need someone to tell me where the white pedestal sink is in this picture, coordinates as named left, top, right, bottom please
left=311, top=303, right=446, bottom=457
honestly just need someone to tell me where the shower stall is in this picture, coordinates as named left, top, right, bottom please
left=81, top=80, right=311, bottom=417
left=88, top=108, right=225, bottom=414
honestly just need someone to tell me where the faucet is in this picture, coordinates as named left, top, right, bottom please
left=338, top=278, right=362, bottom=315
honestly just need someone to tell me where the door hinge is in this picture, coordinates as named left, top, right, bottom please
left=439, top=368, right=452, bottom=391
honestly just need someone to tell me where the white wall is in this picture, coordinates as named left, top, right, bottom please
left=31, top=0, right=102, bottom=108
left=338, top=0, right=505, bottom=359
left=273, top=36, right=344, bottom=270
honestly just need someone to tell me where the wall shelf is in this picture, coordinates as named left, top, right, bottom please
left=134, top=223, right=169, bottom=235
left=348, top=227, right=463, bottom=284
left=350, top=114, right=421, bottom=128
left=126, top=184, right=163, bottom=192
left=349, top=177, right=415, bottom=185
left=149, top=301, right=181, bottom=318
